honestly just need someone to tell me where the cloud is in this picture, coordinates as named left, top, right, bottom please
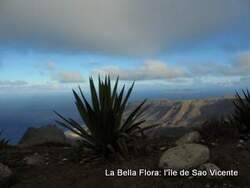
left=189, top=50, right=250, bottom=77
left=0, top=0, right=249, bottom=55
left=45, top=61, right=56, bottom=71
left=0, top=80, right=28, bottom=86
left=92, top=60, right=186, bottom=80
left=189, top=61, right=226, bottom=76
left=0, top=82, right=68, bottom=94
left=36, top=61, right=57, bottom=76
left=36, top=60, right=85, bottom=84
left=56, top=71, right=85, bottom=83
left=227, top=51, right=250, bottom=75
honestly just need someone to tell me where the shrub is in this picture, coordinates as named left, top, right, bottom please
left=229, top=89, right=250, bottom=135
left=55, top=76, right=157, bottom=158
left=198, top=117, right=238, bottom=143
left=0, top=131, right=9, bottom=149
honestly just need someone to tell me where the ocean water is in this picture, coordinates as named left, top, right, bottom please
left=0, top=89, right=233, bottom=143
left=0, top=92, right=82, bottom=143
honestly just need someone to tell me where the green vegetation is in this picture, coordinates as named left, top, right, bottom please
left=55, top=76, right=157, bottom=158
left=229, top=89, right=250, bottom=135
left=0, top=130, right=9, bottom=149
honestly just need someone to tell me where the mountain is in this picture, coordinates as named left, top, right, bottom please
left=126, top=98, right=234, bottom=128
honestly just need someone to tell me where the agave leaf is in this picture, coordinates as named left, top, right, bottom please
left=125, top=120, right=146, bottom=134
left=230, top=89, right=250, bottom=134
left=107, top=75, right=111, bottom=101
left=121, top=99, right=147, bottom=131
left=245, top=90, right=250, bottom=104
left=235, top=92, right=246, bottom=109
left=78, top=87, right=94, bottom=114
left=55, top=120, right=97, bottom=149
left=99, top=78, right=108, bottom=110
left=116, top=137, right=129, bottom=158
left=67, top=118, right=97, bottom=143
left=55, top=119, right=87, bottom=140
left=0, top=131, right=9, bottom=148
left=89, top=77, right=100, bottom=112
left=107, top=144, right=116, bottom=154
left=115, top=85, right=125, bottom=111
left=133, top=124, right=160, bottom=135
left=121, top=82, right=134, bottom=111
left=72, top=90, right=91, bottom=125
left=112, top=77, right=119, bottom=103
left=55, top=111, right=84, bottom=134
left=54, top=111, right=94, bottom=141
left=77, top=87, right=100, bottom=134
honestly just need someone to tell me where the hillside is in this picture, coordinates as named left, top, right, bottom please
left=126, top=98, right=234, bottom=130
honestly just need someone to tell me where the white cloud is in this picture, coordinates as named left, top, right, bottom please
left=46, top=61, right=56, bottom=71
left=0, top=82, right=69, bottom=94
left=36, top=60, right=85, bottom=84
left=0, top=80, right=28, bottom=86
left=93, top=59, right=186, bottom=80
left=0, top=0, right=248, bottom=55
left=228, top=51, right=250, bottom=75
left=189, top=50, right=250, bottom=77
left=56, top=71, right=85, bottom=83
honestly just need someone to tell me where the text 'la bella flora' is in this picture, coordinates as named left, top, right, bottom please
left=105, top=169, right=161, bottom=177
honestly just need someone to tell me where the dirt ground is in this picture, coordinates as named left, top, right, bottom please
left=1, top=137, right=250, bottom=188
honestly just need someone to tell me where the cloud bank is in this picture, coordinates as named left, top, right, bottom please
left=190, top=50, right=250, bottom=77
left=56, top=71, right=85, bottom=83
left=93, top=60, right=186, bottom=80
left=228, top=51, right=250, bottom=75
left=0, top=0, right=249, bottom=55
left=0, top=80, right=28, bottom=86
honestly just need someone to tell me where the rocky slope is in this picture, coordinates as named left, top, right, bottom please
left=126, top=98, right=234, bottom=128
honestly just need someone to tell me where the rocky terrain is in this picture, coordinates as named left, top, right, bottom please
left=1, top=128, right=250, bottom=188
left=126, top=98, right=234, bottom=128
left=1, top=97, right=250, bottom=188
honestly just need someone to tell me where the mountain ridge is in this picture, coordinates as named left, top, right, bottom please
left=126, top=97, right=235, bottom=128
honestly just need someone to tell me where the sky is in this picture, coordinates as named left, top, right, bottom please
left=1, top=0, right=250, bottom=96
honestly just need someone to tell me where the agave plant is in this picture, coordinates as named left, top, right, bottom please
left=229, top=89, right=250, bottom=134
left=55, top=76, right=156, bottom=158
left=0, top=130, right=9, bottom=149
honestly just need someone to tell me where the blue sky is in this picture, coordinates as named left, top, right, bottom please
left=1, top=0, right=250, bottom=97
